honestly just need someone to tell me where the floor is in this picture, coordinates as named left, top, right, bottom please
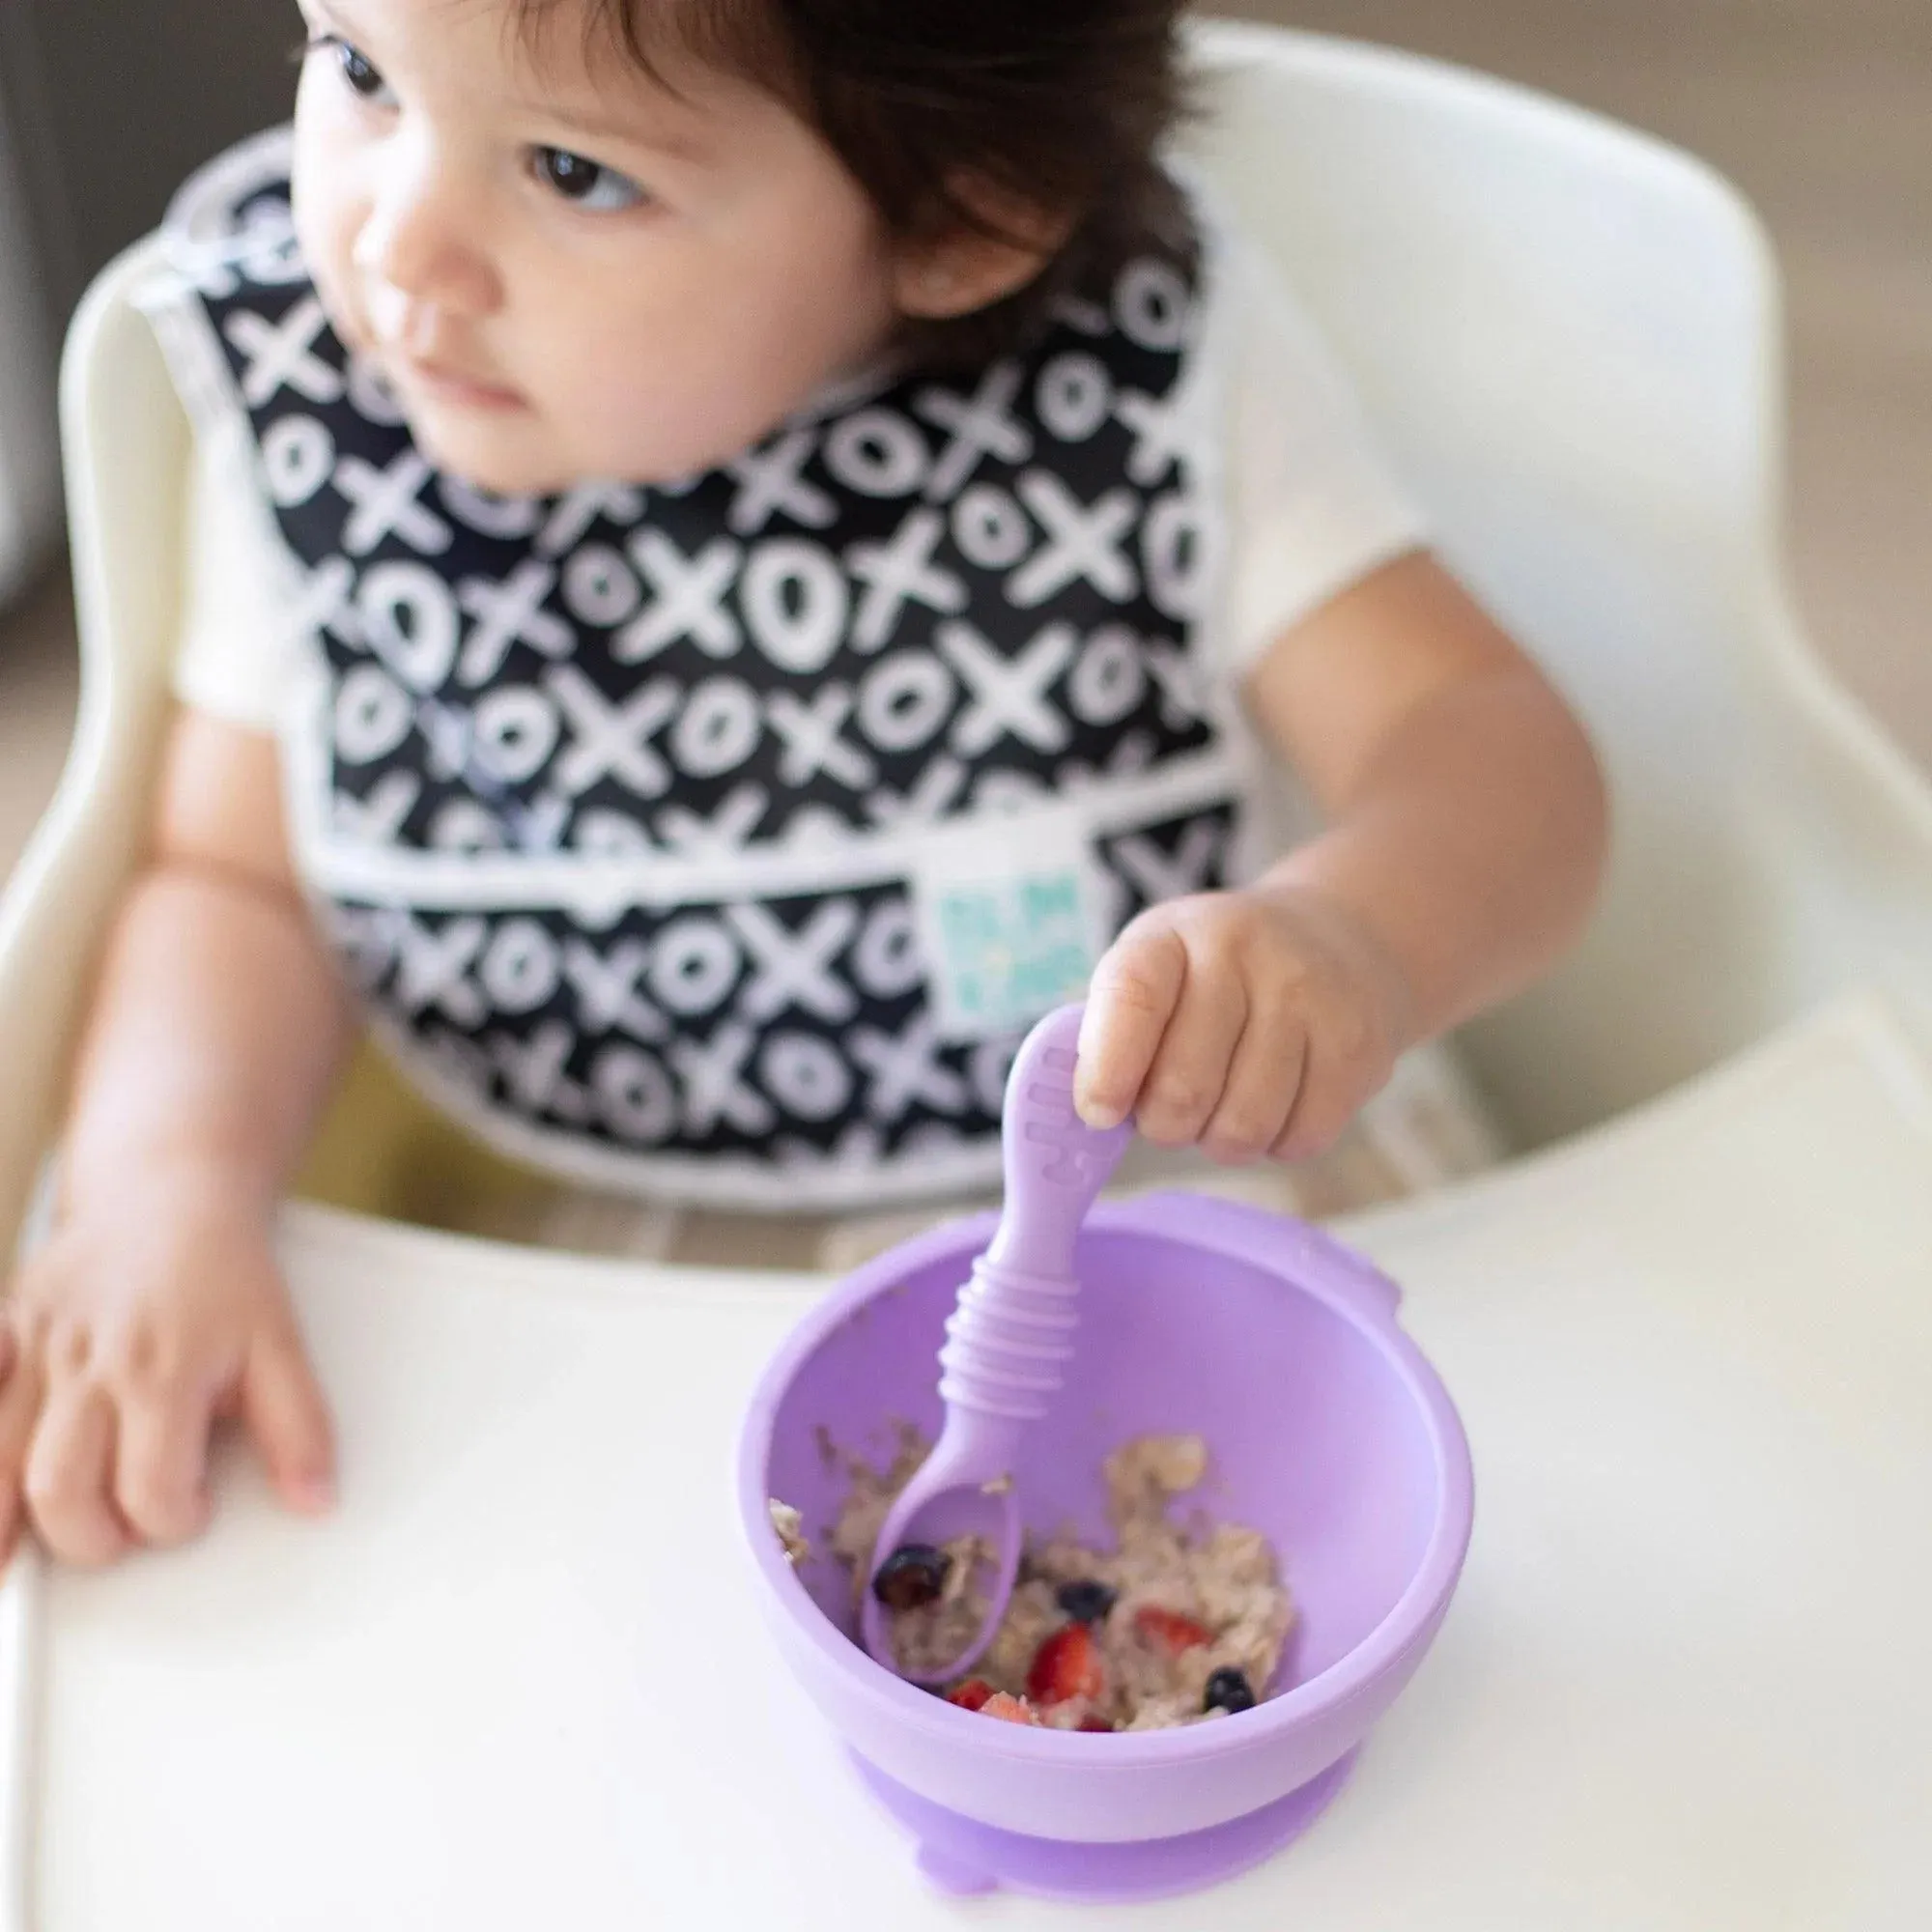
left=3, top=0, right=1928, bottom=895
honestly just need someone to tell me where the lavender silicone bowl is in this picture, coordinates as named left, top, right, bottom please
left=737, top=1190, right=1474, bottom=1894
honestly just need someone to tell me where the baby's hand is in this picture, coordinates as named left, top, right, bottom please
left=1074, top=884, right=1414, bottom=1164
left=0, top=1169, right=334, bottom=1568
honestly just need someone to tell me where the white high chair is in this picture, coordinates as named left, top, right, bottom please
left=0, top=24, right=1928, bottom=1931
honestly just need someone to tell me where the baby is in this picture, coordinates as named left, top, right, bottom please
left=0, top=0, right=1605, bottom=1568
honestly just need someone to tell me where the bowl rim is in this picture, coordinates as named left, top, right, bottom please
left=737, top=1192, right=1475, bottom=1769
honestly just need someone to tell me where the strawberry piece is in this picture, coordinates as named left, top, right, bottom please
left=1027, top=1622, right=1105, bottom=1707
left=1077, top=1717, right=1116, bottom=1734
left=946, top=1678, right=995, bottom=1713
left=980, top=1692, right=1040, bottom=1726
left=1133, top=1605, right=1213, bottom=1656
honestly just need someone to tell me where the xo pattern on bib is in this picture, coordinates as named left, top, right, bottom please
left=324, top=802, right=1236, bottom=1173
left=162, top=145, right=1245, bottom=1192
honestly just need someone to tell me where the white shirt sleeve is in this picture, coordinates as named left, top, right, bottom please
left=172, top=411, right=303, bottom=734
left=1213, top=230, right=1430, bottom=679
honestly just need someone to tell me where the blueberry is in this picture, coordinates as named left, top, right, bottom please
left=1055, top=1579, right=1119, bottom=1625
left=872, top=1544, right=951, bottom=1611
left=1203, top=1667, right=1257, bottom=1716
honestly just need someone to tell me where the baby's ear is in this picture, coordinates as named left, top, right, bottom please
left=892, top=183, right=1074, bottom=321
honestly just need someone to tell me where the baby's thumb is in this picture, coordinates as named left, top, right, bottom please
left=242, top=1320, right=337, bottom=1516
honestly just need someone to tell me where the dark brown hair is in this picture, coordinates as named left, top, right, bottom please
left=517, top=1, right=1195, bottom=368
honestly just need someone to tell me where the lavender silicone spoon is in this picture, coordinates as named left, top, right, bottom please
left=860, top=1003, right=1132, bottom=1684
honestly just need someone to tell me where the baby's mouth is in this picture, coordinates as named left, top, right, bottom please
left=393, top=355, right=526, bottom=412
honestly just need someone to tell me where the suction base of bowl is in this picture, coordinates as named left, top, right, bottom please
left=850, top=1747, right=1356, bottom=1903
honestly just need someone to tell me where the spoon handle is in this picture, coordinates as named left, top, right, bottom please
left=935, top=1005, right=1130, bottom=1424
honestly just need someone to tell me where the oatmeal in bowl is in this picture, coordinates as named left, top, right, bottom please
left=788, top=1429, right=1294, bottom=1732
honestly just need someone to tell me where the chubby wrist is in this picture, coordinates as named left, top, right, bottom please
left=57, top=1137, right=284, bottom=1230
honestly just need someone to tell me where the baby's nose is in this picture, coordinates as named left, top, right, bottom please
left=353, top=154, right=500, bottom=319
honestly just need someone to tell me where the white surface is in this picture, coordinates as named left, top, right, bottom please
left=8, top=991, right=1930, bottom=1928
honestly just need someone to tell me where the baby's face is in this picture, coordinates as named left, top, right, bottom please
left=290, top=0, right=904, bottom=494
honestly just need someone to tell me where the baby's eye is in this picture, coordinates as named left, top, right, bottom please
left=531, top=147, right=647, bottom=213
left=308, top=35, right=396, bottom=107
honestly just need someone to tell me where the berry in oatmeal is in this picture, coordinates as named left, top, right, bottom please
left=1055, top=1579, right=1119, bottom=1625
left=1026, top=1622, right=1106, bottom=1709
left=872, top=1544, right=952, bottom=1611
left=980, top=1693, right=1041, bottom=1726
left=1203, top=1666, right=1258, bottom=1716
left=1133, top=1605, right=1214, bottom=1656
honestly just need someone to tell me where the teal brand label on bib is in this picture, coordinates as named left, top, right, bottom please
left=912, top=813, right=1106, bottom=1040
left=933, top=872, right=1093, bottom=1034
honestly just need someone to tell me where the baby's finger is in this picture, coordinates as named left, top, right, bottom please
left=1202, top=995, right=1308, bottom=1165
left=241, top=1319, right=336, bottom=1517
left=114, top=1378, right=216, bottom=1548
left=1271, top=1027, right=1378, bottom=1165
left=0, top=1321, right=43, bottom=1567
left=1076, top=924, right=1186, bottom=1129
left=23, top=1383, right=127, bottom=1568
left=1133, top=955, right=1248, bottom=1148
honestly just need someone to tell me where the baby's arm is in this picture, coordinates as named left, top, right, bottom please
left=0, top=707, right=355, bottom=1566
left=1076, top=551, right=1607, bottom=1157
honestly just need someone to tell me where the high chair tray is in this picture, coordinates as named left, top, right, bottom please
left=6, top=992, right=1930, bottom=1928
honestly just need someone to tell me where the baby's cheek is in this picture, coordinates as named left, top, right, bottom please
left=560, top=355, right=764, bottom=487
left=292, top=215, right=368, bottom=359
left=409, top=414, right=568, bottom=501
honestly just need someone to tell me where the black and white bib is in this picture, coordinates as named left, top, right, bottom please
left=146, top=130, right=1258, bottom=1209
